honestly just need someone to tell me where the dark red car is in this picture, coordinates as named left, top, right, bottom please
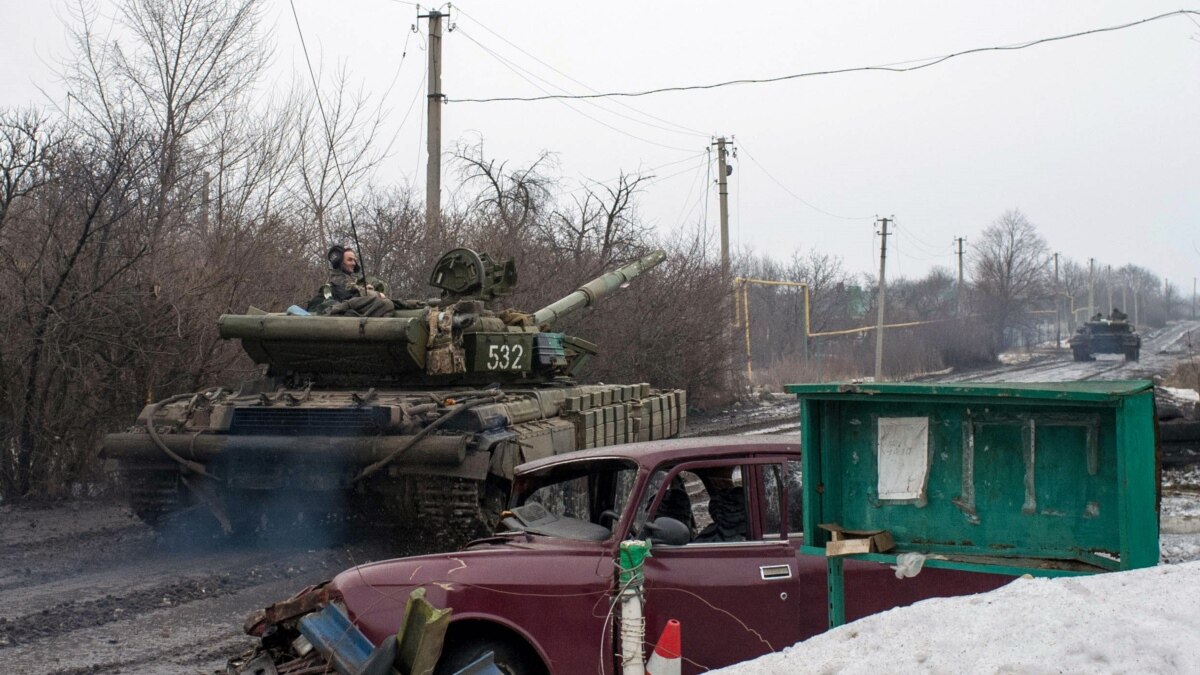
left=236, top=437, right=1006, bottom=674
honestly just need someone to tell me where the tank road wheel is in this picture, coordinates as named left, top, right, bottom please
left=434, top=634, right=546, bottom=675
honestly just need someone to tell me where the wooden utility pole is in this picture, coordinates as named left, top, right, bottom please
left=874, top=216, right=893, bottom=381
left=200, top=171, right=211, bottom=238
left=955, top=237, right=966, bottom=317
left=1132, top=280, right=1141, bottom=327
left=422, top=9, right=445, bottom=231
left=1053, top=252, right=1061, bottom=347
left=1106, top=264, right=1113, bottom=314
left=1087, top=258, right=1095, bottom=320
left=715, top=137, right=731, bottom=279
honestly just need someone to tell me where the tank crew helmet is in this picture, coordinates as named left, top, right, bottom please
left=327, top=244, right=355, bottom=271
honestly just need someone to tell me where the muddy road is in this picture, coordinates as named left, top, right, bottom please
left=2, top=322, right=1198, bottom=674
left=0, top=503, right=429, bottom=674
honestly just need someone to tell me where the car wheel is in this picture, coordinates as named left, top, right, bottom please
left=434, top=635, right=545, bottom=675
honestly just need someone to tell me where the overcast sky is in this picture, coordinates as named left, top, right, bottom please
left=3, top=1, right=1198, bottom=291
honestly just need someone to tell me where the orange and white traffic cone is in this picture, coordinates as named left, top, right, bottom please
left=645, top=619, right=682, bottom=675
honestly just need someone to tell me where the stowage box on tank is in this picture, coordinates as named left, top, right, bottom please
left=101, top=248, right=685, bottom=541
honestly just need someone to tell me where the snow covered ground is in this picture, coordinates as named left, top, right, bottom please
left=718, top=561, right=1200, bottom=674
left=717, top=473, right=1200, bottom=674
left=719, top=468, right=1200, bottom=675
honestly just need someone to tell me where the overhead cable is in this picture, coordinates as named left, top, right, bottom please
left=737, top=141, right=872, bottom=221
left=451, top=5, right=709, bottom=138
left=448, top=10, right=1199, bottom=103
left=455, top=27, right=698, bottom=153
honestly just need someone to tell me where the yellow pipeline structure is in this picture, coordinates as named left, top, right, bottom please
left=735, top=277, right=975, bottom=381
left=734, top=277, right=810, bottom=381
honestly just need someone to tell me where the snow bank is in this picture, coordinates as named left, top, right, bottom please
left=1163, top=386, right=1199, bottom=403
left=717, top=562, right=1200, bottom=675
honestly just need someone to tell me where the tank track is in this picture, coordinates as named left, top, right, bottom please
left=415, top=476, right=492, bottom=543
left=120, top=462, right=186, bottom=526
left=358, top=474, right=502, bottom=548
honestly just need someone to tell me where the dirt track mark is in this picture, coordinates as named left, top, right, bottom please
left=0, top=552, right=348, bottom=650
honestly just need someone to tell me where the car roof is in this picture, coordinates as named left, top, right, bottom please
left=515, top=435, right=801, bottom=476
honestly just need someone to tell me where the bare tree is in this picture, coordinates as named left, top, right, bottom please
left=114, top=0, right=268, bottom=230
left=455, top=141, right=555, bottom=239
left=545, top=172, right=653, bottom=268
left=2, top=123, right=153, bottom=495
left=970, top=209, right=1051, bottom=352
left=0, top=109, right=59, bottom=231
left=293, top=71, right=391, bottom=254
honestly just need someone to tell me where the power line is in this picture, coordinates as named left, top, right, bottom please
left=289, top=0, right=368, bottom=279
left=454, top=27, right=697, bottom=153
left=673, top=151, right=712, bottom=227
left=894, top=223, right=950, bottom=257
left=737, top=141, right=872, bottom=221
left=448, top=10, right=1199, bottom=103
left=451, top=6, right=709, bottom=138
left=702, top=146, right=711, bottom=246
left=550, top=150, right=707, bottom=200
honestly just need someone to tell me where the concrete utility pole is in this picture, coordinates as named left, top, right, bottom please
left=715, top=137, right=732, bottom=279
left=1087, top=258, right=1095, bottom=320
left=955, top=237, right=966, bottom=317
left=422, top=9, right=445, bottom=231
left=1053, top=252, right=1061, bottom=347
left=1193, top=277, right=1197, bottom=320
left=1133, top=281, right=1140, bottom=327
left=874, top=216, right=893, bottom=381
left=1106, top=264, right=1113, bottom=314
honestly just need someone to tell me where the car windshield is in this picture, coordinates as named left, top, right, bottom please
left=506, top=459, right=640, bottom=541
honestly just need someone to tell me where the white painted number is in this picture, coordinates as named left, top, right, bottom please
left=486, top=344, right=525, bottom=370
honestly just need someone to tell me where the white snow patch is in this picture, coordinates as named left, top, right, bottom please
left=997, top=351, right=1034, bottom=365
left=717, top=562, right=1200, bottom=675
left=1163, top=386, right=1200, bottom=403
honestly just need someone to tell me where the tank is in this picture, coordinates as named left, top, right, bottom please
left=1069, top=314, right=1141, bottom=362
left=100, top=248, right=685, bottom=541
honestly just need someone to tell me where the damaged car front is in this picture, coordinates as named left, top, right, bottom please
left=230, top=454, right=650, bottom=675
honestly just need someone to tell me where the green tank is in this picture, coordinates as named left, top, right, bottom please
left=1069, top=315, right=1141, bottom=362
left=101, top=249, right=684, bottom=541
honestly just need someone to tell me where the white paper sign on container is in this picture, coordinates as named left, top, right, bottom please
left=877, top=417, right=929, bottom=500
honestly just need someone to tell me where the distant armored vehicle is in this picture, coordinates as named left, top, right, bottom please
left=101, top=248, right=685, bottom=541
left=1069, top=313, right=1141, bottom=362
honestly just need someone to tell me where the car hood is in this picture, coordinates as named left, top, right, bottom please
left=332, top=536, right=617, bottom=644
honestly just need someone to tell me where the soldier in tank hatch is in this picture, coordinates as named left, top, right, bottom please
left=308, top=245, right=396, bottom=317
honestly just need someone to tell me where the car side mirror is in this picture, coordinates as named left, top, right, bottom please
left=642, top=516, right=690, bottom=546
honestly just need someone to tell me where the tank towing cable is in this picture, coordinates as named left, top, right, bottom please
left=144, top=388, right=235, bottom=533
left=352, top=389, right=503, bottom=484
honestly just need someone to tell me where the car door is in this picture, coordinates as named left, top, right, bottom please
left=638, top=457, right=805, bottom=673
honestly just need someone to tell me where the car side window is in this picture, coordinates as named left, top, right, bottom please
left=528, top=475, right=590, bottom=520
left=786, top=459, right=803, bottom=536
left=759, top=464, right=784, bottom=539
left=650, top=465, right=751, bottom=544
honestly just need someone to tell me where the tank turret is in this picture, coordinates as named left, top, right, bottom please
left=101, top=249, right=685, bottom=543
left=216, top=248, right=666, bottom=385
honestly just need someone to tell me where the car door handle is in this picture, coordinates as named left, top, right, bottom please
left=759, top=564, right=792, bottom=580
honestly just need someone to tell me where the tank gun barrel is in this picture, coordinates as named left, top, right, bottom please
left=530, top=249, right=666, bottom=327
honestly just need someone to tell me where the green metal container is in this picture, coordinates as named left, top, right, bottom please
left=785, top=381, right=1160, bottom=626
